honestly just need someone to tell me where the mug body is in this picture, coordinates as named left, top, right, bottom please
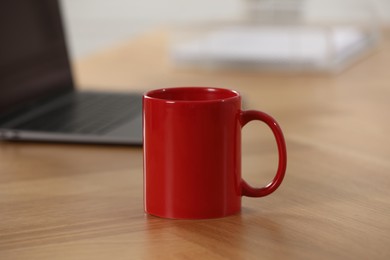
left=143, top=87, right=242, bottom=219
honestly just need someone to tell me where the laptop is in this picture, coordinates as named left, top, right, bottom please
left=0, top=0, right=143, bottom=145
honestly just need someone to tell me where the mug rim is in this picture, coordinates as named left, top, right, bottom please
left=144, top=87, right=240, bottom=104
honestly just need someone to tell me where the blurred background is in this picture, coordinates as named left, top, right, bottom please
left=61, top=0, right=390, bottom=59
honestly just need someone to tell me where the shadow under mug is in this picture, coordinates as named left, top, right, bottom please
left=143, top=87, right=287, bottom=219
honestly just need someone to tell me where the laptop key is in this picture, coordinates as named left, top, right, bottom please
left=13, top=92, right=142, bottom=135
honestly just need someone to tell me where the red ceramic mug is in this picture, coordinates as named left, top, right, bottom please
left=143, top=87, right=287, bottom=219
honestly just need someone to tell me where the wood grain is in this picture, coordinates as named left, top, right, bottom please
left=1, top=29, right=390, bottom=260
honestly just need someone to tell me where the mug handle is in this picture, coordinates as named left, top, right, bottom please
left=240, top=110, right=287, bottom=197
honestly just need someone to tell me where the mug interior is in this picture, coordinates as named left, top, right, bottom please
left=145, top=87, right=239, bottom=102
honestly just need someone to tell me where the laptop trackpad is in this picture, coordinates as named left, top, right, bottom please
left=105, top=114, right=143, bottom=141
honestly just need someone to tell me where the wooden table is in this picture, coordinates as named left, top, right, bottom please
left=1, top=30, right=390, bottom=260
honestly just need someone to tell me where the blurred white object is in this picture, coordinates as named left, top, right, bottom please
left=171, top=26, right=375, bottom=72
left=170, top=0, right=379, bottom=73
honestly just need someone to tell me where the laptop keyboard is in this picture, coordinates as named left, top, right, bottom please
left=12, top=92, right=142, bottom=135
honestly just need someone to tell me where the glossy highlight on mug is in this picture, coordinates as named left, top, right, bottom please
left=144, top=87, right=240, bottom=102
left=143, top=87, right=287, bottom=219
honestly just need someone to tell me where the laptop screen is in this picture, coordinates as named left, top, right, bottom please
left=0, top=0, right=74, bottom=114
